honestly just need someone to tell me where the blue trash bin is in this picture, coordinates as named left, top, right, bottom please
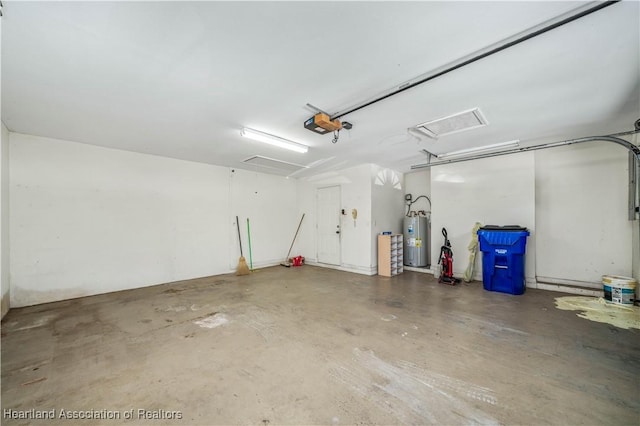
left=477, top=226, right=530, bottom=295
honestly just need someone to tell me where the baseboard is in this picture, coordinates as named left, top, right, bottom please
left=228, top=261, right=608, bottom=297
left=535, top=276, right=603, bottom=296
left=228, top=259, right=284, bottom=273
left=536, top=276, right=602, bottom=289
left=1, top=291, right=9, bottom=319
left=526, top=277, right=538, bottom=289
left=305, top=261, right=377, bottom=276
left=535, top=282, right=603, bottom=296
left=248, top=259, right=283, bottom=270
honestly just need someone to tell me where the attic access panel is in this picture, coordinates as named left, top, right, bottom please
left=416, top=108, right=488, bottom=138
left=242, top=155, right=307, bottom=174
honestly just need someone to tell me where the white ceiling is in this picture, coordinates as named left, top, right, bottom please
left=3, top=1, right=639, bottom=177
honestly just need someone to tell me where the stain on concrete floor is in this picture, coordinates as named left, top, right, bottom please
left=555, top=296, right=640, bottom=330
left=1, top=266, right=639, bottom=425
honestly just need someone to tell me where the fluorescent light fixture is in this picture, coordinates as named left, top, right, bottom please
left=437, top=140, right=520, bottom=159
left=240, top=128, right=308, bottom=153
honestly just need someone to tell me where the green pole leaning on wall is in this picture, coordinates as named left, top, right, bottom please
left=247, top=218, right=253, bottom=270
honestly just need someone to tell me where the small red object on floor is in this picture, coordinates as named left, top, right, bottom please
left=292, top=256, right=303, bottom=267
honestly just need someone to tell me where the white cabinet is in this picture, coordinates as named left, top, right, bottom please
left=378, top=234, right=404, bottom=277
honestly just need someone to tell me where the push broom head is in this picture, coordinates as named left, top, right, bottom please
left=236, top=256, right=250, bottom=276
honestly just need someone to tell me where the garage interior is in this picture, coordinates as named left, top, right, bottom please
left=1, top=1, right=639, bottom=425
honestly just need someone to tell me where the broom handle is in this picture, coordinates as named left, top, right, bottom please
left=286, top=213, right=306, bottom=259
left=236, top=216, right=243, bottom=256
left=247, top=218, right=253, bottom=269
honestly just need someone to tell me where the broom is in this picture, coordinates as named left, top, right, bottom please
left=281, top=213, right=305, bottom=267
left=235, top=216, right=250, bottom=276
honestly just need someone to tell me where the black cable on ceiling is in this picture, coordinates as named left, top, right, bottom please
left=331, top=1, right=619, bottom=121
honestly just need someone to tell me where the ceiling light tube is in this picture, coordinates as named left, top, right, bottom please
left=240, top=128, right=308, bottom=153
left=437, top=140, right=520, bottom=159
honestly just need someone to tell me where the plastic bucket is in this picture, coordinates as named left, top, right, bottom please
left=602, top=275, right=637, bottom=305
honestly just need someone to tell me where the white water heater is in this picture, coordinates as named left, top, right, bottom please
left=404, top=216, right=430, bottom=267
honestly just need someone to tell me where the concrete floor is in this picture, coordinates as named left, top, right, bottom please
left=2, top=266, right=638, bottom=425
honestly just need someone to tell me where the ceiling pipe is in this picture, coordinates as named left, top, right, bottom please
left=330, top=1, right=618, bottom=121
left=411, top=132, right=640, bottom=221
left=411, top=134, right=640, bottom=170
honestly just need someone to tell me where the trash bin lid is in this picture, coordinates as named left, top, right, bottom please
left=479, top=225, right=528, bottom=231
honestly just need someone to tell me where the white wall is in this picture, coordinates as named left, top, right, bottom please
left=10, top=133, right=297, bottom=307
left=431, top=153, right=536, bottom=282
left=296, top=164, right=404, bottom=275
left=429, top=143, right=634, bottom=288
left=229, top=168, right=298, bottom=268
left=1, top=122, right=9, bottom=317
left=338, top=165, right=374, bottom=271
left=536, top=143, right=633, bottom=283
left=371, top=165, right=405, bottom=266
left=296, top=164, right=373, bottom=274
left=634, top=219, right=640, bottom=281
left=631, top=134, right=640, bottom=282
left=0, top=15, right=8, bottom=318
left=10, top=130, right=633, bottom=307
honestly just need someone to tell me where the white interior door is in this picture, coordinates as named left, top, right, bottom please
left=317, top=186, right=341, bottom=265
